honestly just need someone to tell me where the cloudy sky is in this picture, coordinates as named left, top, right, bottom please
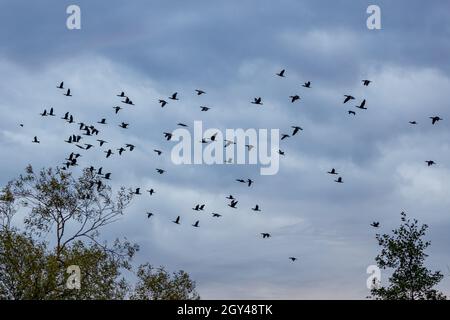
left=1, top=0, right=450, bottom=299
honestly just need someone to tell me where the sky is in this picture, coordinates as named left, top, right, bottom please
left=1, top=0, right=450, bottom=299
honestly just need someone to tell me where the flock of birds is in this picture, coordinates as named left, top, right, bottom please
left=23, top=68, right=445, bottom=263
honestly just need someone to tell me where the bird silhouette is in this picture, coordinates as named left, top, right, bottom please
left=430, top=116, right=442, bottom=125
left=289, top=257, right=297, bottom=262
left=425, top=160, right=436, bottom=166
left=97, top=118, right=107, bottom=125
left=343, top=95, right=355, bottom=104
left=251, top=97, right=263, bottom=105
left=335, top=177, right=343, bottom=183
left=40, top=109, right=48, bottom=116
left=49, top=108, right=55, bottom=116
left=117, top=147, right=126, bottom=155
left=261, top=233, right=271, bottom=239
left=113, top=106, right=122, bottom=114
left=104, top=149, right=114, bottom=158
left=278, top=150, right=285, bottom=156
left=226, top=195, right=234, bottom=200
left=146, top=212, right=154, bottom=218
left=163, top=132, right=173, bottom=140
left=103, top=173, right=111, bottom=180
left=122, top=97, right=134, bottom=105
left=327, top=168, right=338, bottom=175
left=57, top=81, right=64, bottom=89
left=134, top=188, right=142, bottom=195
left=125, top=144, right=135, bottom=151
left=252, top=205, right=261, bottom=212
left=32, top=136, right=40, bottom=143
left=289, top=95, right=300, bottom=103
left=247, top=179, right=253, bottom=187
left=192, top=220, right=200, bottom=228
left=97, top=139, right=107, bottom=147
left=362, top=80, right=372, bottom=86
left=169, top=92, right=179, bottom=100
left=156, top=168, right=165, bottom=174
left=153, top=149, right=163, bottom=155
left=172, top=216, right=181, bottom=224
left=177, top=123, right=188, bottom=127
left=291, top=126, right=303, bottom=136
left=356, top=99, right=367, bottom=110
left=348, top=110, right=356, bottom=115
left=159, top=99, right=168, bottom=107
left=228, top=200, right=238, bottom=208
left=212, top=213, right=222, bottom=218
left=409, top=121, right=417, bottom=125
left=195, top=89, right=206, bottom=95
left=64, top=88, right=72, bottom=97
left=371, top=222, right=380, bottom=228
left=147, top=189, right=155, bottom=196
left=200, top=106, right=210, bottom=112
left=302, top=81, right=311, bottom=88
left=276, top=69, right=285, bottom=77
left=119, top=122, right=129, bottom=129
left=281, top=134, right=290, bottom=140
left=117, top=91, right=126, bottom=97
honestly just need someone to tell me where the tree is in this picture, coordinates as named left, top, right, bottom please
left=0, top=165, right=200, bottom=300
left=370, top=211, right=446, bottom=300
left=131, top=263, right=200, bottom=300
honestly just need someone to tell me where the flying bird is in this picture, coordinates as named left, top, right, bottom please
left=425, top=160, right=436, bottom=166
left=156, top=168, right=165, bottom=174
left=281, top=134, right=290, bottom=140
left=291, top=126, right=303, bottom=136
left=343, top=95, right=355, bottom=104
left=362, top=80, right=372, bottom=86
left=57, top=81, right=64, bottom=89
left=430, top=116, right=442, bottom=125
left=64, top=89, right=72, bottom=97
left=276, top=69, right=285, bottom=77
left=302, top=81, right=311, bottom=88
left=252, top=205, right=261, bottom=212
left=97, top=118, right=107, bottom=125
left=348, top=110, right=356, bottom=115
left=409, top=121, right=417, bottom=125
left=195, top=89, right=206, bottom=95
left=327, top=168, right=338, bottom=175
left=247, top=179, right=253, bottom=187
left=371, top=222, right=380, bottom=228
left=228, top=200, right=238, bottom=208
left=159, top=99, right=168, bottom=108
left=97, top=139, right=107, bottom=147
left=32, top=136, right=40, bottom=144
left=134, top=188, right=142, bottom=195
left=200, top=106, right=210, bottom=111
left=146, top=212, right=154, bottom=218
left=169, top=92, right=179, bottom=100
left=251, top=97, right=263, bottom=105
left=119, top=122, right=129, bottom=129
left=289, top=95, right=300, bottom=103
left=212, top=213, right=222, bottom=218
left=153, top=149, right=162, bottom=155
left=172, top=216, right=181, bottom=225
left=104, top=149, right=114, bottom=158
left=117, top=91, right=126, bottom=97
left=192, top=220, right=200, bottom=228
left=289, top=257, right=298, bottom=262
left=356, top=99, right=367, bottom=110
left=113, top=106, right=122, bottom=114
left=335, top=177, right=343, bottom=183
left=147, top=189, right=155, bottom=196
left=163, top=132, right=173, bottom=140
left=261, top=233, right=271, bottom=239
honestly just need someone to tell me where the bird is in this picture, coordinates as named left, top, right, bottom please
left=49, top=108, right=55, bottom=116
left=289, top=95, right=300, bottom=103
left=335, top=177, right=343, bottom=183
left=117, top=147, right=126, bottom=155
left=356, top=99, right=367, bottom=110
left=246, top=144, right=254, bottom=151
left=104, top=149, right=114, bottom=158
left=61, top=112, right=69, bottom=120
left=278, top=150, right=285, bottom=156
left=84, top=143, right=93, bottom=150
left=103, top=173, right=111, bottom=180
left=327, top=168, right=338, bottom=175
left=192, top=221, right=200, bottom=228
left=192, top=204, right=201, bottom=211
left=236, top=179, right=246, bottom=183
left=252, top=205, right=261, bottom=212
left=113, top=106, right=122, bottom=114
left=119, top=122, right=129, bottom=129
left=147, top=189, right=155, bottom=196
left=64, top=88, right=72, bottom=97
left=146, top=212, right=154, bottom=218
left=32, top=136, right=40, bottom=143
left=97, top=118, right=107, bottom=125
left=251, top=97, right=263, bottom=105
left=281, top=134, right=290, bottom=140
left=302, top=81, right=311, bottom=88
left=228, top=200, right=238, bottom=208
left=172, top=216, right=181, bottom=224
left=409, top=121, right=417, bottom=125
left=226, top=195, right=234, bottom=200
left=57, top=81, right=64, bottom=89
left=195, top=89, right=206, bottom=95
left=425, top=160, right=436, bottom=166
left=97, top=139, right=107, bottom=147
left=247, top=179, right=253, bottom=187
left=289, top=257, right=297, bottom=262
left=177, top=123, right=188, bottom=127
left=371, top=222, right=380, bottom=228
left=122, top=97, right=134, bottom=105
left=134, top=188, right=142, bottom=195
left=40, top=109, right=48, bottom=117
left=117, top=91, right=126, bottom=97
left=348, top=110, right=356, bottom=115
left=169, top=92, right=179, bottom=100
left=125, top=144, right=135, bottom=151
left=156, top=168, right=165, bottom=174
left=159, top=99, right=168, bottom=108
left=430, top=116, right=442, bottom=125
left=163, top=132, right=173, bottom=140
left=200, top=106, right=210, bottom=111
left=362, top=80, right=372, bottom=86
left=261, top=233, right=271, bottom=239
left=224, top=140, right=235, bottom=148
left=153, top=149, right=162, bottom=155
left=276, top=69, right=285, bottom=77
left=212, top=213, right=222, bottom=218
left=343, top=95, right=355, bottom=104
left=291, top=126, right=303, bottom=136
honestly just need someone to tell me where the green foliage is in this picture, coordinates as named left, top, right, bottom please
left=0, top=166, right=200, bottom=300
left=370, top=212, right=446, bottom=300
